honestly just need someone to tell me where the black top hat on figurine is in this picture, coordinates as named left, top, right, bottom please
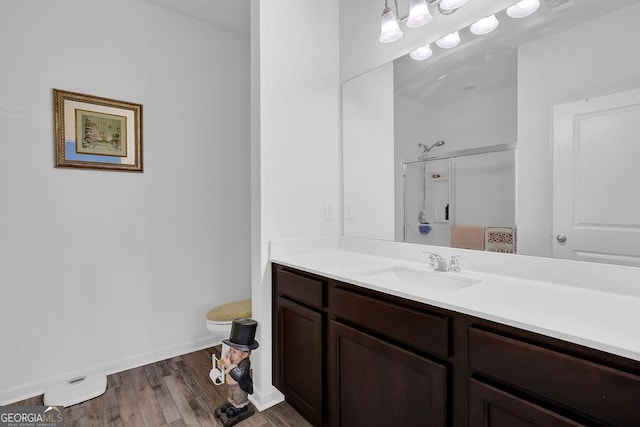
left=223, top=318, right=259, bottom=351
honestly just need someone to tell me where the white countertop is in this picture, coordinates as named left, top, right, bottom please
left=271, top=248, right=640, bottom=362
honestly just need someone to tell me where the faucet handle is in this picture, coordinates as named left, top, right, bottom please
left=423, top=250, right=440, bottom=262
left=422, top=250, right=440, bottom=258
left=448, top=254, right=468, bottom=272
left=423, top=251, right=447, bottom=271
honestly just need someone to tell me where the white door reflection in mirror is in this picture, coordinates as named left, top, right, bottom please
left=553, top=88, right=640, bottom=267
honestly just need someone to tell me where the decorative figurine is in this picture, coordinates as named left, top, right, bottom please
left=214, top=318, right=259, bottom=426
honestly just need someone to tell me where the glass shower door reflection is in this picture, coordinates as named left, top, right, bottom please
left=403, top=158, right=451, bottom=246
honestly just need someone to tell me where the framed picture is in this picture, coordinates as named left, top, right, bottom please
left=53, top=89, right=143, bottom=172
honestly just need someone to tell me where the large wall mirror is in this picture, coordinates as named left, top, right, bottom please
left=343, top=0, right=640, bottom=267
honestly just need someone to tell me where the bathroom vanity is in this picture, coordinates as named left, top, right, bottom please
left=270, top=246, right=640, bottom=427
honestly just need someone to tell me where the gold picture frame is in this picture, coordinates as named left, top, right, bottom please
left=53, top=89, right=143, bottom=172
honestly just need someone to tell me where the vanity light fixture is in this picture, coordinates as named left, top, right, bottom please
left=407, top=0, right=434, bottom=28
left=380, top=0, right=467, bottom=43
left=379, top=0, right=404, bottom=43
left=470, top=14, right=499, bottom=35
left=410, top=44, right=433, bottom=60
left=438, top=0, right=470, bottom=12
left=506, top=0, right=540, bottom=18
left=435, top=31, right=461, bottom=49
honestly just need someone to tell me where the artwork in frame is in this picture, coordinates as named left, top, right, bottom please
left=53, top=89, right=143, bottom=172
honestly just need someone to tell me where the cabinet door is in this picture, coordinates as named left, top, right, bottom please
left=468, top=378, right=585, bottom=427
left=275, top=296, right=323, bottom=426
left=328, top=320, right=447, bottom=427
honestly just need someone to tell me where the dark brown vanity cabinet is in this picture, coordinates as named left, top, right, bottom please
left=272, top=263, right=640, bottom=427
left=327, top=284, right=449, bottom=427
left=273, top=264, right=450, bottom=426
left=328, top=320, right=447, bottom=426
left=273, top=266, right=325, bottom=426
left=468, top=327, right=640, bottom=426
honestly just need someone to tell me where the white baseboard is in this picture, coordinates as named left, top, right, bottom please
left=0, top=336, right=218, bottom=406
left=248, top=385, right=285, bottom=412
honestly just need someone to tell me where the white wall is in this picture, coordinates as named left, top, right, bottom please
left=395, top=87, right=517, bottom=158
left=517, top=3, right=640, bottom=257
left=343, top=63, right=395, bottom=240
left=454, top=151, right=516, bottom=227
left=250, top=0, right=340, bottom=410
left=0, top=0, right=250, bottom=404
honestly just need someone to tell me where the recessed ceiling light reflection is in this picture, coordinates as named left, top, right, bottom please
left=470, top=15, right=499, bottom=35
left=506, top=0, right=540, bottom=18
left=435, top=31, right=461, bottom=49
left=439, top=0, right=470, bottom=12
left=409, top=44, right=433, bottom=61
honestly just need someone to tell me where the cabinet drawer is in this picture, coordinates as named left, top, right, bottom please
left=468, top=327, right=640, bottom=426
left=468, top=378, right=585, bottom=427
left=275, top=268, right=324, bottom=309
left=329, top=286, right=449, bottom=358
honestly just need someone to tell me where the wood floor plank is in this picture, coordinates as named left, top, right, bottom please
left=144, top=363, right=183, bottom=425
left=156, top=359, right=172, bottom=378
left=99, top=381, right=122, bottom=426
left=115, top=373, right=145, bottom=427
left=166, top=418, right=188, bottom=427
left=170, top=364, right=217, bottom=427
left=260, top=402, right=313, bottom=427
left=163, top=374, right=200, bottom=427
left=129, top=366, right=167, bottom=427
left=174, top=356, right=221, bottom=410
left=235, top=411, right=271, bottom=427
left=80, top=393, right=107, bottom=427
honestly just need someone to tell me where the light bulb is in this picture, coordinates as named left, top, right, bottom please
left=506, top=0, right=540, bottom=18
left=410, top=44, right=433, bottom=61
left=439, top=0, right=470, bottom=12
left=470, top=15, right=499, bottom=35
left=407, top=0, right=433, bottom=28
left=435, top=31, right=461, bottom=49
left=379, top=6, right=403, bottom=43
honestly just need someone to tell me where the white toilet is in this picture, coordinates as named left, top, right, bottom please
left=206, top=299, right=252, bottom=345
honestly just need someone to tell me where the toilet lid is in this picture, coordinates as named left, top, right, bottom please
left=206, top=299, right=251, bottom=322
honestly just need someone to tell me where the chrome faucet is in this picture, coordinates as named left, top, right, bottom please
left=425, top=251, right=448, bottom=271
left=448, top=254, right=467, bottom=272
left=424, top=252, right=468, bottom=272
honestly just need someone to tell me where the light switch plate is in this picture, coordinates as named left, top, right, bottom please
left=324, top=200, right=336, bottom=221
left=344, top=201, right=354, bottom=220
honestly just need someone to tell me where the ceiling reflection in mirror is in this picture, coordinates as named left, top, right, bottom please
left=343, top=0, right=640, bottom=267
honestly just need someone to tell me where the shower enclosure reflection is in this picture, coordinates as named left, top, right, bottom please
left=418, top=140, right=445, bottom=158
left=402, top=145, right=515, bottom=250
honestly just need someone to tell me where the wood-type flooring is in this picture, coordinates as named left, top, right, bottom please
left=12, top=346, right=310, bottom=427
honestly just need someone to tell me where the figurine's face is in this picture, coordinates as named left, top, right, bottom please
left=228, top=347, right=248, bottom=364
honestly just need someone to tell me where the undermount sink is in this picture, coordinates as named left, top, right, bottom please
left=360, top=266, right=481, bottom=294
